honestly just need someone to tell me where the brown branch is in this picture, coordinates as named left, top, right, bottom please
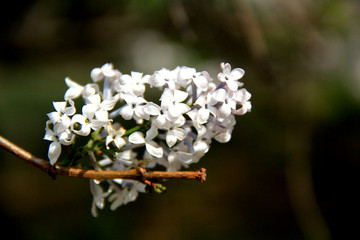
left=0, top=135, right=206, bottom=183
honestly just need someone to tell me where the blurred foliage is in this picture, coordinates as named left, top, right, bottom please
left=1, top=0, right=359, bottom=239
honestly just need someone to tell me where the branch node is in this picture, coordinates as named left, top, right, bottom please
left=46, top=164, right=57, bottom=180
left=197, top=168, right=207, bottom=183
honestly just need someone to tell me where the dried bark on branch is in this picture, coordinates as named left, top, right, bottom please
left=0, top=135, right=206, bottom=183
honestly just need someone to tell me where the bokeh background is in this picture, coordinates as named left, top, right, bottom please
left=1, top=0, right=359, bottom=239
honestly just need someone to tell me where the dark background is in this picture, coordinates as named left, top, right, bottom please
left=1, top=1, right=359, bottom=239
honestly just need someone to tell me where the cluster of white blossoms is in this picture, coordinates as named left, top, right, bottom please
left=44, top=62, right=251, bottom=216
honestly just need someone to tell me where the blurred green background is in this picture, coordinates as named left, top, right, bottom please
left=1, top=0, right=359, bottom=239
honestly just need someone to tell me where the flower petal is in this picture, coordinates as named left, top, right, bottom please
left=193, top=74, right=209, bottom=91
left=166, top=132, right=177, bottom=147
left=143, top=102, right=160, bottom=116
left=197, top=108, right=210, bottom=124
left=58, top=130, right=75, bottom=145
left=114, top=136, right=126, bottom=149
left=149, top=72, right=166, bottom=87
left=48, top=141, right=61, bottom=165
left=91, top=119, right=109, bottom=130
left=217, top=103, right=232, bottom=118
left=128, top=132, right=146, bottom=144
left=91, top=68, right=104, bottom=82
left=100, top=94, right=120, bottom=110
left=82, top=104, right=97, bottom=119
left=174, top=89, right=188, bottom=103
left=213, top=89, right=227, bottom=102
left=166, top=128, right=186, bottom=147
left=120, top=105, right=134, bottom=120
left=160, top=88, right=173, bottom=109
left=227, top=79, right=239, bottom=92
left=176, top=103, right=191, bottom=114
left=215, top=131, right=232, bottom=143
left=47, top=111, right=60, bottom=123
left=154, top=115, right=171, bottom=130
left=95, top=110, right=109, bottom=121
left=133, top=84, right=145, bottom=96
left=64, top=99, right=76, bottom=116
left=145, top=141, right=163, bottom=158
left=64, top=78, right=84, bottom=100
left=53, top=101, right=66, bottom=113
left=229, top=68, right=245, bottom=81
left=86, top=94, right=101, bottom=105
left=101, top=63, right=116, bottom=78
left=146, top=123, right=158, bottom=141
left=221, top=62, right=231, bottom=75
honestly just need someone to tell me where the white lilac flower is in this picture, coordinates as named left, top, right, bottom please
left=44, top=119, right=75, bottom=164
left=191, top=140, right=209, bottom=163
left=119, top=71, right=150, bottom=96
left=166, top=150, right=193, bottom=172
left=179, top=67, right=213, bottom=92
left=47, top=100, right=75, bottom=125
left=44, top=121, right=62, bottom=165
left=91, top=63, right=120, bottom=82
left=160, top=88, right=190, bottom=124
left=105, top=123, right=126, bottom=149
left=118, top=93, right=148, bottom=123
left=218, top=62, right=245, bottom=92
left=128, top=131, right=163, bottom=158
left=45, top=100, right=76, bottom=164
left=64, top=78, right=100, bottom=100
left=186, top=108, right=208, bottom=139
left=149, top=67, right=180, bottom=90
left=90, top=179, right=111, bottom=217
left=107, top=180, right=145, bottom=210
left=165, top=127, right=187, bottom=147
left=230, top=88, right=252, bottom=115
left=64, top=77, right=84, bottom=100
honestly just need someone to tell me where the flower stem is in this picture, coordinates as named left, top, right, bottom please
left=0, top=135, right=206, bottom=182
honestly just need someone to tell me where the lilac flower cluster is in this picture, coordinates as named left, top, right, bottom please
left=44, top=62, right=251, bottom=216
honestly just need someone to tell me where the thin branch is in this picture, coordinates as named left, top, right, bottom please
left=0, top=135, right=206, bottom=183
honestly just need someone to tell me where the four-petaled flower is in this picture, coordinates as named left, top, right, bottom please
left=218, top=62, right=245, bottom=91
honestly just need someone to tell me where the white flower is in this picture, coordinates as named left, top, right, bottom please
left=70, top=94, right=119, bottom=136
left=149, top=67, right=180, bottom=90
left=91, top=63, right=120, bottom=82
left=153, top=113, right=172, bottom=130
left=105, top=123, right=126, bottom=149
left=90, top=180, right=111, bottom=217
left=166, top=150, right=193, bottom=171
left=45, top=100, right=77, bottom=164
left=230, top=88, right=252, bottom=115
left=206, top=115, right=236, bottom=143
left=118, top=93, right=147, bottom=122
left=186, top=108, right=208, bottom=139
left=165, top=127, right=187, bottom=147
left=44, top=120, right=74, bottom=164
left=47, top=141, right=61, bottom=165
left=218, top=62, right=245, bottom=91
left=107, top=180, right=145, bottom=211
left=179, top=67, right=212, bottom=92
left=160, top=88, right=190, bottom=123
left=47, top=100, right=76, bottom=128
left=191, top=140, right=209, bottom=163
left=119, top=71, right=149, bottom=96
left=70, top=104, right=102, bottom=136
left=64, top=77, right=84, bottom=100
left=128, top=131, right=163, bottom=158
left=64, top=77, right=99, bottom=100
